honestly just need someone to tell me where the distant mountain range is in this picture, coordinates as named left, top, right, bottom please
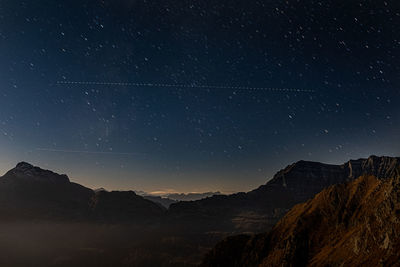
left=2, top=156, right=400, bottom=227
left=136, top=190, right=221, bottom=201
left=0, top=156, right=399, bottom=266
left=5, top=156, right=398, bottom=225
left=135, top=191, right=222, bottom=208
left=164, top=192, right=222, bottom=201
left=142, top=195, right=178, bottom=208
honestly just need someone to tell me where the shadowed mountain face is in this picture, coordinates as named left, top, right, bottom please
left=201, top=174, right=400, bottom=267
left=168, top=156, right=400, bottom=233
left=0, top=162, right=93, bottom=220
left=0, top=162, right=165, bottom=222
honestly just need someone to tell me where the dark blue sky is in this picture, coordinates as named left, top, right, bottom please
left=0, top=0, right=399, bottom=193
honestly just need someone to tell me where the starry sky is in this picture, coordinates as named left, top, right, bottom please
left=0, top=0, right=399, bottom=194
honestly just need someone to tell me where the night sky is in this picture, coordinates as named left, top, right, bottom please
left=0, top=0, right=399, bottom=194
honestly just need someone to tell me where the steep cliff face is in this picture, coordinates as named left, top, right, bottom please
left=250, top=155, right=400, bottom=202
left=169, top=156, right=400, bottom=233
left=202, top=174, right=400, bottom=267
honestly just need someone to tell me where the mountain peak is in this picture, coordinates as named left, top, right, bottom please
left=3, top=162, right=70, bottom=184
left=15, top=162, right=34, bottom=169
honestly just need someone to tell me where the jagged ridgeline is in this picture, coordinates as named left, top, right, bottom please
left=202, top=159, right=400, bottom=267
left=1, top=156, right=398, bottom=225
left=168, top=155, right=400, bottom=233
left=0, top=156, right=399, bottom=266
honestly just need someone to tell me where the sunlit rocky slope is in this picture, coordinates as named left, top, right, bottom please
left=202, top=173, right=400, bottom=266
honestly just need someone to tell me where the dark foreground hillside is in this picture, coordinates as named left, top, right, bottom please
left=202, top=174, right=400, bottom=267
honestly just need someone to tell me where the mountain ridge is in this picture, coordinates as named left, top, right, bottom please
left=0, top=156, right=398, bottom=266
left=2, top=155, right=399, bottom=224
left=201, top=173, right=400, bottom=266
left=0, top=162, right=165, bottom=222
left=168, top=155, right=400, bottom=233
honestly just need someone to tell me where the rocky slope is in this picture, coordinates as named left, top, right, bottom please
left=169, top=156, right=400, bottom=233
left=201, top=173, right=400, bottom=266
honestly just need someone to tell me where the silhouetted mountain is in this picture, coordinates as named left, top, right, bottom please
left=202, top=173, right=400, bottom=266
left=90, top=190, right=165, bottom=222
left=0, top=162, right=165, bottom=222
left=94, top=187, right=107, bottom=192
left=0, top=162, right=93, bottom=220
left=138, top=191, right=222, bottom=208
left=165, top=192, right=222, bottom=201
left=143, top=195, right=178, bottom=208
left=169, top=156, right=400, bottom=233
left=0, top=157, right=398, bottom=266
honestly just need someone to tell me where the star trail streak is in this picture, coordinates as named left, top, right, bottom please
left=56, top=81, right=315, bottom=93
